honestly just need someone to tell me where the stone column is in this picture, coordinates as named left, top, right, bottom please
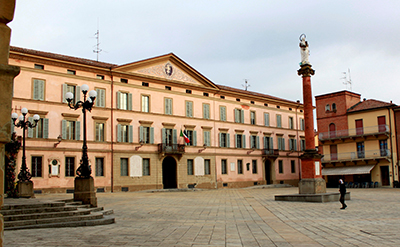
left=0, top=0, right=19, bottom=244
left=297, top=64, right=326, bottom=194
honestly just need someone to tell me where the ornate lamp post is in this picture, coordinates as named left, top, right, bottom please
left=65, top=84, right=98, bottom=206
left=11, top=108, right=40, bottom=197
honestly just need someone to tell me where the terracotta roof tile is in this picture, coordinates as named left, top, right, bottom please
left=347, top=99, right=396, bottom=112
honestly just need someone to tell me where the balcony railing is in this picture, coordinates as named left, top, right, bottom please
left=319, top=125, right=389, bottom=140
left=158, top=143, right=185, bottom=154
left=262, top=149, right=280, bottom=156
left=322, top=149, right=391, bottom=162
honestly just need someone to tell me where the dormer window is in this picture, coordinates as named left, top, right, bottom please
left=325, top=104, right=330, bottom=112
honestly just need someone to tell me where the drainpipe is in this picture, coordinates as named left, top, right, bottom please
left=110, top=67, right=114, bottom=192
left=388, top=107, right=395, bottom=185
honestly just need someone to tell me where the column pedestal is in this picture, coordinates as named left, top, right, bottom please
left=17, top=181, right=35, bottom=198
left=74, top=177, right=97, bottom=207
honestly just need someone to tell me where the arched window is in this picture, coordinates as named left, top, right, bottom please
left=329, top=123, right=336, bottom=138
left=325, top=104, right=330, bottom=112
left=332, top=103, right=337, bottom=112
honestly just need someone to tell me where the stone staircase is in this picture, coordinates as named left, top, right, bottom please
left=1, top=199, right=115, bottom=230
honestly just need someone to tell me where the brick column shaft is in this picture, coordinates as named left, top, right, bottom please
left=302, top=75, right=315, bottom=150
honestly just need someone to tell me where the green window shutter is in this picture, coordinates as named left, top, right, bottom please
left=242, top=135, right=246, bottom=148
left=161, top=128, right=166, bottom=144
left=39, top=80, right=45, bottom=100
left=235, top=134, right=238, bottom=148
left=116, top=92, right=121, bottom=109
left=278, top=138, right=281, bottom=150
left=62, top=84, right=67, bottom=103
left=219, top=133, right=222, bottom=147
left=241, top=110, right=244, bottom=123
left=263, top=136, right=267, bottom=149
left=62, top=120, right=67, bottom=140
left=277, top=115, right=282, bottom=128
left=43, top=118, right=49, bottom=139
left=205, top=131, right=210, bottom=146
left=75, top=86, right=81, bottom=103
left=128, top=93, right=133, bottom=111
left=33, top=80, right=39, bottom=100
left=186, top=102, right=193, bottom=117
left=264, top=113, right=269, bottom=126
left=173, top=129, right=177, bottom=144
left=193, top=131, right=197, bottom=146
left=234, top=109, right=239, bottom=123
left=282, top=138, right=285, bottom=150
left=117, top=124, right=121, bottom=142
left=128, top=125, right=133, bottom=143
left=270, top=137, right=274, bottom=150
left=28, top=117, right=34, bottom=138
left=150, top=127, right=154, bottom=144
left=100, top=89, right=105, bottom=107
left=95, top=89, right=100, bottom=107
left=139, top=126, right=144, bottom=142
left=256, top=136, right=260, bottom=149
left=289, top=139, right=293, bottom=150
left=222, top=107, right=226, bottom=121
left=227, top=133, right=230, bottom=148
left=294, top=139, right=297, bottom=150
left=75, top=121, right=81, bottom=140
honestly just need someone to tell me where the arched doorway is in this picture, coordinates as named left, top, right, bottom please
left=162, top=156, right=177, bottom=189
left=264, top=159, right=272, bottom=184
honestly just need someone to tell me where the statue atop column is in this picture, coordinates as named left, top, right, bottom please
left=299, top=34, right=310, bottom=66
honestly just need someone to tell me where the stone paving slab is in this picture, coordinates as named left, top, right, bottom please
left=3, top=187, right=400, bottom=246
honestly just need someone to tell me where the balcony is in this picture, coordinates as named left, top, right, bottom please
left=262, top=149, right=280, bottom=159
left=319, top=125, right=389, bottom=142
left=158, top=143, right=185, bottom=154
left=322, top=149, right=391, bottom=163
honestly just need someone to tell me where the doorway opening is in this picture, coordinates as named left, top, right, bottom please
left=162, top=156, right=177, bottom=189
left=264, top=159, right=272, bottom=184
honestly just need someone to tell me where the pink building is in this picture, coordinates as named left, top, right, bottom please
left=9, top=46, right=305, bottom=193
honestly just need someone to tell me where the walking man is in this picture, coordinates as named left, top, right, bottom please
left=339, top=179, right=347, bottom=209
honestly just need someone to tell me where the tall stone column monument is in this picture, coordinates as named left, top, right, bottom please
left=0, top=0, right=20, bottom=243
left=297, top=34, right=326, bottom=194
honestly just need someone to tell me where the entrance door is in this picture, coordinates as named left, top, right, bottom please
left=162, top=156, right=177, bottom=189
left=264, top=160, right=271, bottom=184
left=330, top=145, right=338, bottom=160
left=380, top=166, right=390, bottom=186
left=355, top=119, right=363, bottom=135
left=378, top=116, right=386, bottom=132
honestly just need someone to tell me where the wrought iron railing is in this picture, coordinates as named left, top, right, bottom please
left=319, top=125, right=389, bottom=140
left=262, top=149, right=280, bottom=156
left=322, top=149, right=390, bottom=162
left=158, top=143, right=185, bottom=154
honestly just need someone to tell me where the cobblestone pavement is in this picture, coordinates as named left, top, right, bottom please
left=4, top=187, right=400, bottom=247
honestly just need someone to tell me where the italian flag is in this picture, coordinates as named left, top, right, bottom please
left=180, top=129, right=190, bottom=143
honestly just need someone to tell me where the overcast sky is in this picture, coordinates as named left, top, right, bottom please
left=9, top=0, right=400, bottom=108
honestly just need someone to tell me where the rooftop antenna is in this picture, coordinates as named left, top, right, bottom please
left=341, top=68, right=352, bottom=91
left=242, top=79, right=250, bottom=91
left=93, top=19, right=102, bottom=61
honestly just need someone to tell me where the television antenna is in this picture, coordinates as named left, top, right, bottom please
left=93, top=19, right=102, bottom=61
left=242, top=79, right=250, bottom=91
left=341, top=68, right=352, bottom=91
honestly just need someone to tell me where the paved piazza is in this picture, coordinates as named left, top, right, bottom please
left=4, top=187, right=400, bottom=247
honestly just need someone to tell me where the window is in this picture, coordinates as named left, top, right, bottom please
left=291, top=160, right=296, bottom=173
left=237, top=160, right=243, bottom=174
left=65, top=157, right=75, bottom=177
left=185, top=130, right=197, bottom=146
left=142, top=82, right=149, bottom=87
left=62, top=120, right=80, bottom=140
left=252, top=160, right=258, bottom=174
left=278, top=160, right=283, bottom=174
left=276, top=105, right=280, bottom=109
left=251, top=101, right=255, bottom=104
left=120, top=78, right=128, bottom=83
left=120, top=158, right=129, bottom=176
left=117, top=92, right=132, bottom=110
left=378, top=116, right=387, bottom=132
left=33, top=79, right=45, bottom=101
left=332, top=103, right=337, bottom=111
left=380, top=140, right=388, bottom=156
left=330, top=145, right=338, bottom=160
left=143, top=159, right=150, bottom=176
left=117, top=124, right=133, bottom=143
left=289, top=138, right=297, bottom=151
left=276, top=115, right=282, bottom=128
left=357, top=142, right=365, bottom=158
left=186, top=89, right=192, bottom=94
left=289, top=117, right=294, bottom=129
left=300, top=139, right=306, bottom=151
left=186, top=101, right=193, bottom=117
left=203, top=130, right=211, bottom=147
left=221, top=159, right=227, bottom=174
left=264, top=103, right=268, bottom=107
left=203, top=92, right=209, bottom=97
left=28, top=118, right=49, bottom=139
left=95, top=122, right=105, bottom=142
left=165, top=98, right=173, bottom=115
left=220, top=95, right=225, bottom=99
left=96, top=74, right=105, bottom=80
left=165, top=86, right=171, bottom=90
left=141, top=95, right=150, bottom=112
left=95, top=88, right=105, bottom=107
left=300, top=118, right=305, bottom=131
left=263, top=136, right=273, bottom=150
left=31, top=156, right=42, bottom=177
left=234, top=109, right=244, bottom=123
left=204, top=159, right=210, bottom=175
left=264, top=113, right=270, bottom=126
left=325, top=104, right=330, bottom=111
left=62, top=84, right=80, bottom=104
left=250, top=135, right=259, bottom=149
left=355, top=119, right=364, bottom=135
left=67, top=69, right=76, bottom=75
left=220, top=106, right=227, bottom=121
left=236, top=98, right=240, bottom=102
left=139, top=126, right=154, bottom=144
left=95, top=157, right=104, bottom=176
left=235, top=133, right=245, bottom=148
left=250, top=111, right=256, bottom=125
left=34, top=64, right=44, bottom=69
left=187, top=159, right=194, bottom=175
left=277, top=136, right=285, bottom=151
left=203, top=104, right=210, bottom=119
left=219, top=133, right=230, bottom=148
left=162, top=128, right=176, bottom=145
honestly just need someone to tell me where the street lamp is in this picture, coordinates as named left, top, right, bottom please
left=11, top=108, right=40, bottom=182
left=65, top=84, right=97, bottom=178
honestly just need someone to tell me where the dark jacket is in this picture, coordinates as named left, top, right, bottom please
left=339, top=183, right=346, bottom=194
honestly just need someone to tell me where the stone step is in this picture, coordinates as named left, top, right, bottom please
left=0, top=205, right=80, bottom=216
left=1, top=201, right=66, bottom=210
left=3, top=208, right=92, bottom=222
left=5, top=214, right=115, bottom=230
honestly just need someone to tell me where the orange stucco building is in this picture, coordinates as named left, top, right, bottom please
left=9, top=46, right=306, bottom=193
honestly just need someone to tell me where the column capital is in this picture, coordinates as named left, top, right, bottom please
left=298, top=64, right=315, bottom=77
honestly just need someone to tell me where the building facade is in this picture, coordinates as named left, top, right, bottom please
left=9, top=46, right=306, bottom=193
left=316, top=91, right=398, bottom=187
